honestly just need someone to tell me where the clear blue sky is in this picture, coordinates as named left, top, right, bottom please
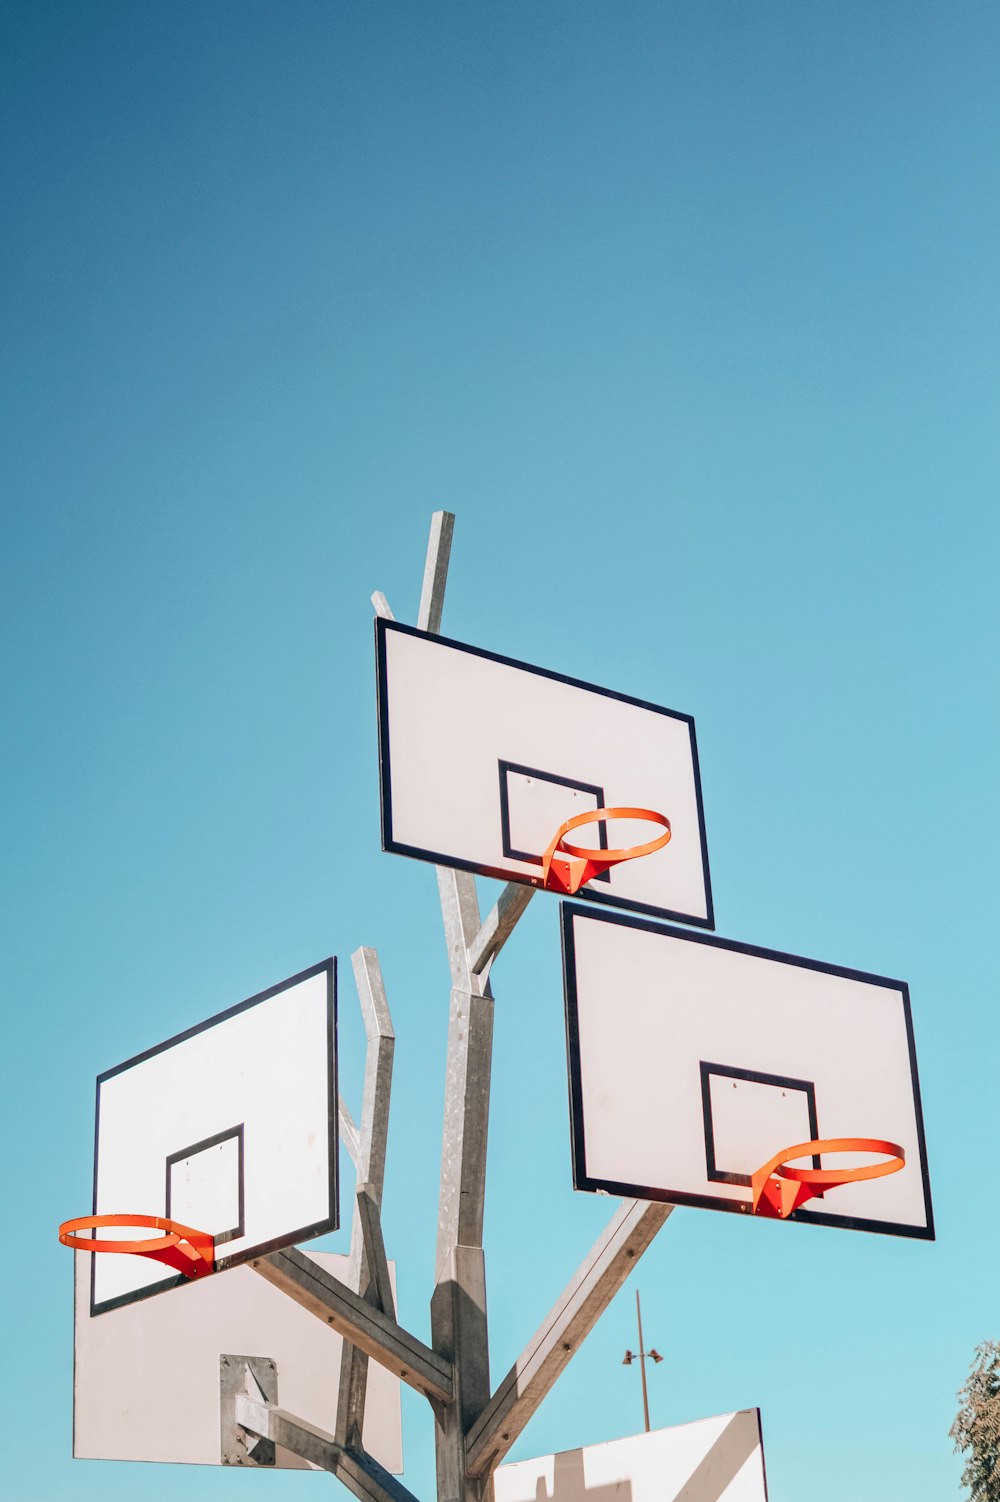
left=3, top=3, right=998, bottom=1498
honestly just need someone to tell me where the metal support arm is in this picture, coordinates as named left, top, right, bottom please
left=467, top=883, right=535, bottom=980
left=337, top=947, right=397, bottom=1447
left=340, top=1098, right=362, bottom=1165
left=465, top=1199, right=673, bottom=1478
left=417, top=512, right=455, bottom=635
left=252, top=1247, right=454, bottom=1407
left=357, top=1182, right=396, bottom=1323
left=236, top=1394, right=422, bottom=1502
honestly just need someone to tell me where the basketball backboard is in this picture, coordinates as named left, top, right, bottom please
left=86, top=959, right=338, bottom=1313
left=376, top=620, right=713, bottom=927
left=494, top=1412, right=767, bottom=1502
left=562, top=906, right=933, bottom=1238
left=73, top=1248, right=402, bottom=1470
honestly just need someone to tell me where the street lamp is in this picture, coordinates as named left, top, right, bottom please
left=621, top=1289, right=663, bottom=1433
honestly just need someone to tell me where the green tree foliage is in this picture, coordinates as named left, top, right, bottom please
left=952, top=1342, right=1000, bottom=1501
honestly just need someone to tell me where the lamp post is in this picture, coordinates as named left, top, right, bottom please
left=621, top=1288, right=663, bottom=1433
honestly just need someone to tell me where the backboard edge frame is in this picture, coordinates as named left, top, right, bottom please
left=560, top=904, right=935, bottom=1241
left=375, top=617, right=715, bottom=930
left=90, top=958, right=339, bottom=1315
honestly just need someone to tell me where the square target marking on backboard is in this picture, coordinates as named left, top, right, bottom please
left=562, top=905, right=933, bottom=1238
left=700, top=1064, right=820, bottom=1187
left=498, top=762, right=611, bottom=882
left=376, top=619, right=713, bottom=927
left=165, top=1125, right=245, bottom=1243
left=89, top=958, right=337, bottom=1314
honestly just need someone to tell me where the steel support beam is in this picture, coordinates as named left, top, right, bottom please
left=417, top=511, right=455, bottom=636
left=467, top=883, right=536, bottom=980
left=435, top=989, right=494, bottom=1270
left=465, top=1199, right=673, bottom=1478
left=252, top=1247, right=453, bottom=1407
left=336, top=948, right=397, bottom=1447
left=357, top=1183, right=396, bottom=1323
left=413, top=512, right=495, bottom=1502
left=340, top=1097, right=361, bottom=1166
left=436, top=867, right=490, bottom=995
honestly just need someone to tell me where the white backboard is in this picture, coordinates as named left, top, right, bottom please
left=89, top=959, right=338, bottom=1313
left=562, top=906, right=933, bottom=1238
left=73, top=1249, right=402, bottom=1470
left=495, top=1412, right=768, bottom=1502
left=376, top=620, right=713, bottom=928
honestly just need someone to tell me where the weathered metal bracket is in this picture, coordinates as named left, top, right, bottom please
left=220, top=1354, right=277, bottom=1466
left=235, top=1392, right=422, bottom=1502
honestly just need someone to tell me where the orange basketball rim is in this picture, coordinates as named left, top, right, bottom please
left=539, top=806, right=672, bottom=895
left=751, top=1138, right=906, bottom=1220
left=58, top=1214, right=215, bottom=1278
